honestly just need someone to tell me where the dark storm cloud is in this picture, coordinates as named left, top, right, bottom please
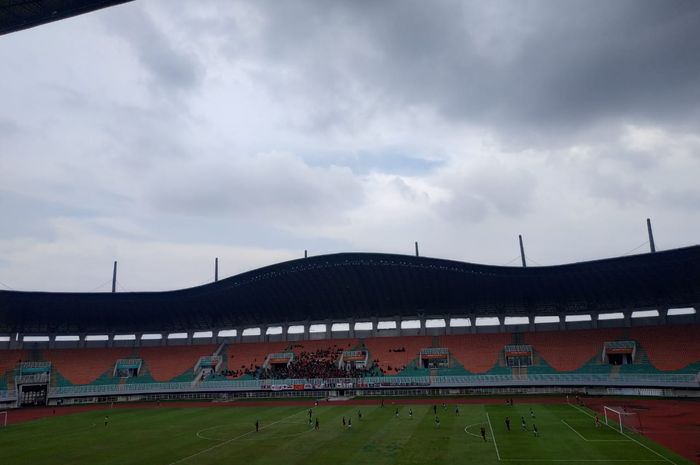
left=230, top=0, right=700, bottom=141
left=103, top=4, right=203, bottom=92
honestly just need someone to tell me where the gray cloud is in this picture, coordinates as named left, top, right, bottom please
left=148, top=152, right=363, bottom=225
left=102, top=4, right=204, bottom=93
left=218, top=0, right=700, bottom=142
left=1, top=0, right=700, bottom=291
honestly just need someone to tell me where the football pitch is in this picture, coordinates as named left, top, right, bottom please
left=0, top=402, right=692, bottom=465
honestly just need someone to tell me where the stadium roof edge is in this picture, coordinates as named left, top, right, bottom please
left=0, top=0, right=134, bottom=36
left=2, top=245, right=699, bottom=297
left=1, top=245, right=699, bottom=333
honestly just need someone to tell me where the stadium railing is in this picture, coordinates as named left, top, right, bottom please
left=46, top=372, right=699, bottom=398
left=0, top=389, right=16, bottom=401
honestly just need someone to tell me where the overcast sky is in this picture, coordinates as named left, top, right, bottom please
left=1, top=0, right=699, bottom=292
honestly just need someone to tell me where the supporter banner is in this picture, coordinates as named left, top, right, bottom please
left=271, top=384, right=292, bottom=391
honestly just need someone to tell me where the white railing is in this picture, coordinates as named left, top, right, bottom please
left=46, top=372, right=699, bottom=398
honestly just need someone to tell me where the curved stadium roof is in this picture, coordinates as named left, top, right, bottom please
left=1, top=246, right=699, bottom=334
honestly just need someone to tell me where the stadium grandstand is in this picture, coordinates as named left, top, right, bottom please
left=1, top=245, right=699, bottom=409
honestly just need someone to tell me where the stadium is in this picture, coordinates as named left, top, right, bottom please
left=1, top=243, right=700, bottom=463
left=2, top=1, right=700, bottom=465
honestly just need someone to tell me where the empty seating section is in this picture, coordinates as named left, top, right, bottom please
left=631, top=324, right=700, bottom=371
left=225, top=342, right=287, bottom=378
left=525, top=328, right=624, bottom=372
left=364, top=336, right=431, bottom=375
left=440, top=333, right=512, bottom=373
left=0, top=350, right=26, bottom=387
left=42, top=348, right=132, bottom=385
left=137, top=345, right=217, bottom=382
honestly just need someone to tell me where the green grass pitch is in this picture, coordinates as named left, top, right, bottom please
left=0, top=402, right=692, bottom=465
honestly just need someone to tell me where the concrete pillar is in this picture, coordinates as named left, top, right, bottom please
left=623, top=310, right=632, bottom=328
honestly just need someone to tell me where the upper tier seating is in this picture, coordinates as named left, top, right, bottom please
left=137, top=344, right=217, bottom=382
left=524, top=328, right=624, bottom=372
left=440, top=333, right=512, bottom=373
left=288, top=339, right=357, bottom=355
left=225, top=342, right=288, bottom=378
left=363, top=336, right=431, bottom=375
left=41, top=348, right=133, bottom=385
left=630, top=324, right=700, bottom=371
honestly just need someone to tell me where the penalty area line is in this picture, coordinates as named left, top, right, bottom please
left=560, top=419, right=630, bottom=442
left=567, top=403, right=676, bottom=465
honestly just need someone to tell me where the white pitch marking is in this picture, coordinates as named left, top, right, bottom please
left=463, top=422, right=484, bottom=439
left=485, top=412, right=501, bottom=461
left=560, top=419, right=630, bottom=442
left=568, top=403, right=676, bottom=465
left=170, top=409, right=306, bottom=465
left=502, top=459, right=663, bottom=463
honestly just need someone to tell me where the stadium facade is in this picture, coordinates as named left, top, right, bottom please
left=1, top=247, right=699, bottom=409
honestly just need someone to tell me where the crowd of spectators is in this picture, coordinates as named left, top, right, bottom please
left=260, top=345, right=374, bottom=380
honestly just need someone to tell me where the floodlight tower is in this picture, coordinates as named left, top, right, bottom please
left=519, top=235, right=527, bottom=267
left=111, top=261, right=117, bottom=293
left=646, top=218, right=656, bottom=253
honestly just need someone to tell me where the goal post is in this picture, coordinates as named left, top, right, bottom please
left=603, top=406, right=640, bottom=434
left=0, top=411, right=7, bottom=428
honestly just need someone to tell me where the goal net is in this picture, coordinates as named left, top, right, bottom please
left=603, top=406, right=640, bottom=434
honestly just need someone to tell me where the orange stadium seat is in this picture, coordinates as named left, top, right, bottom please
left=224, top=342, right=288, bottom=378
left=525, top=328, right=624, bottom=372
left=137, top=344, right=217, bottom=382
left=440, top=333, right=512, bottom=373
left=42, top=348, right=133, bottom=385
left=0, top=350, right=27, bottom=383
left=630, top=324, right=700, bottom=371
left=363, top=336, right=431, bottom=374
left=288, top=339, right=357, bottom=354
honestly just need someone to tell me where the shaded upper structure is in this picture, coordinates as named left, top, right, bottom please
left=1, top=246, right=699, bottom=334
left=0, top=0, right=133, bottom=36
